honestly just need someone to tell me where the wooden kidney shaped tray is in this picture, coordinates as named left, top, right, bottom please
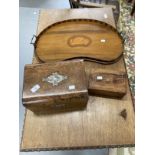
left=34, top=19, right=123, bottom=63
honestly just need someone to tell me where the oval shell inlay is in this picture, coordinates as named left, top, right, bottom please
left=68, top=35, right=91, bottom=47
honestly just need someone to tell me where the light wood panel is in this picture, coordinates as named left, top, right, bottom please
left=21, top=8, right=134, bottom=151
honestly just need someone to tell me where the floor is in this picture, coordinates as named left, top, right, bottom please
left=19, top=0, right=109, bottom=155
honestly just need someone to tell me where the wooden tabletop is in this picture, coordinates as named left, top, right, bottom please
left=20, top=8, right=135, bottom=151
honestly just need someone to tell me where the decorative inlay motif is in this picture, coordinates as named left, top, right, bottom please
left=42, top=72, right=67, bottom=86
left=68, top=35, right=91, bottom=47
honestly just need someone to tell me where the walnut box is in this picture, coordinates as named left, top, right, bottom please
left=22, top=60, right=88, bottom=113
left=88, top=72, right=127, bottom=98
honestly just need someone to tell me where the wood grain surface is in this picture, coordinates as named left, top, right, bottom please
left=22, top=60, right=88, bottom=113
left=20, top=8, right=135, bottom=151
left=35, top=19, right=123, bottom=63
left=88, top=71, right=127, bottom=98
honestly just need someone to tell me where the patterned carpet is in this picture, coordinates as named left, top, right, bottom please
left=117, top=0, right=135, bottom=99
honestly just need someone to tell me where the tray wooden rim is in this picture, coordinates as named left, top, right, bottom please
left=34, top=18, right=124, bottom=64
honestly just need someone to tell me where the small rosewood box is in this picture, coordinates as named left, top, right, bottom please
left=88, top=72, right=127, bottom=98
left=22, top=60, right=88, bottom=113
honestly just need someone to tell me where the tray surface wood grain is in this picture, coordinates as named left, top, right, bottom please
left=20, top=8, right=135, bottom=151
left=35, top=19, right=123, bottom=63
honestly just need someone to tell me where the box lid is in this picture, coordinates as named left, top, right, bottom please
left=22, top=60, right=88, bottom=103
